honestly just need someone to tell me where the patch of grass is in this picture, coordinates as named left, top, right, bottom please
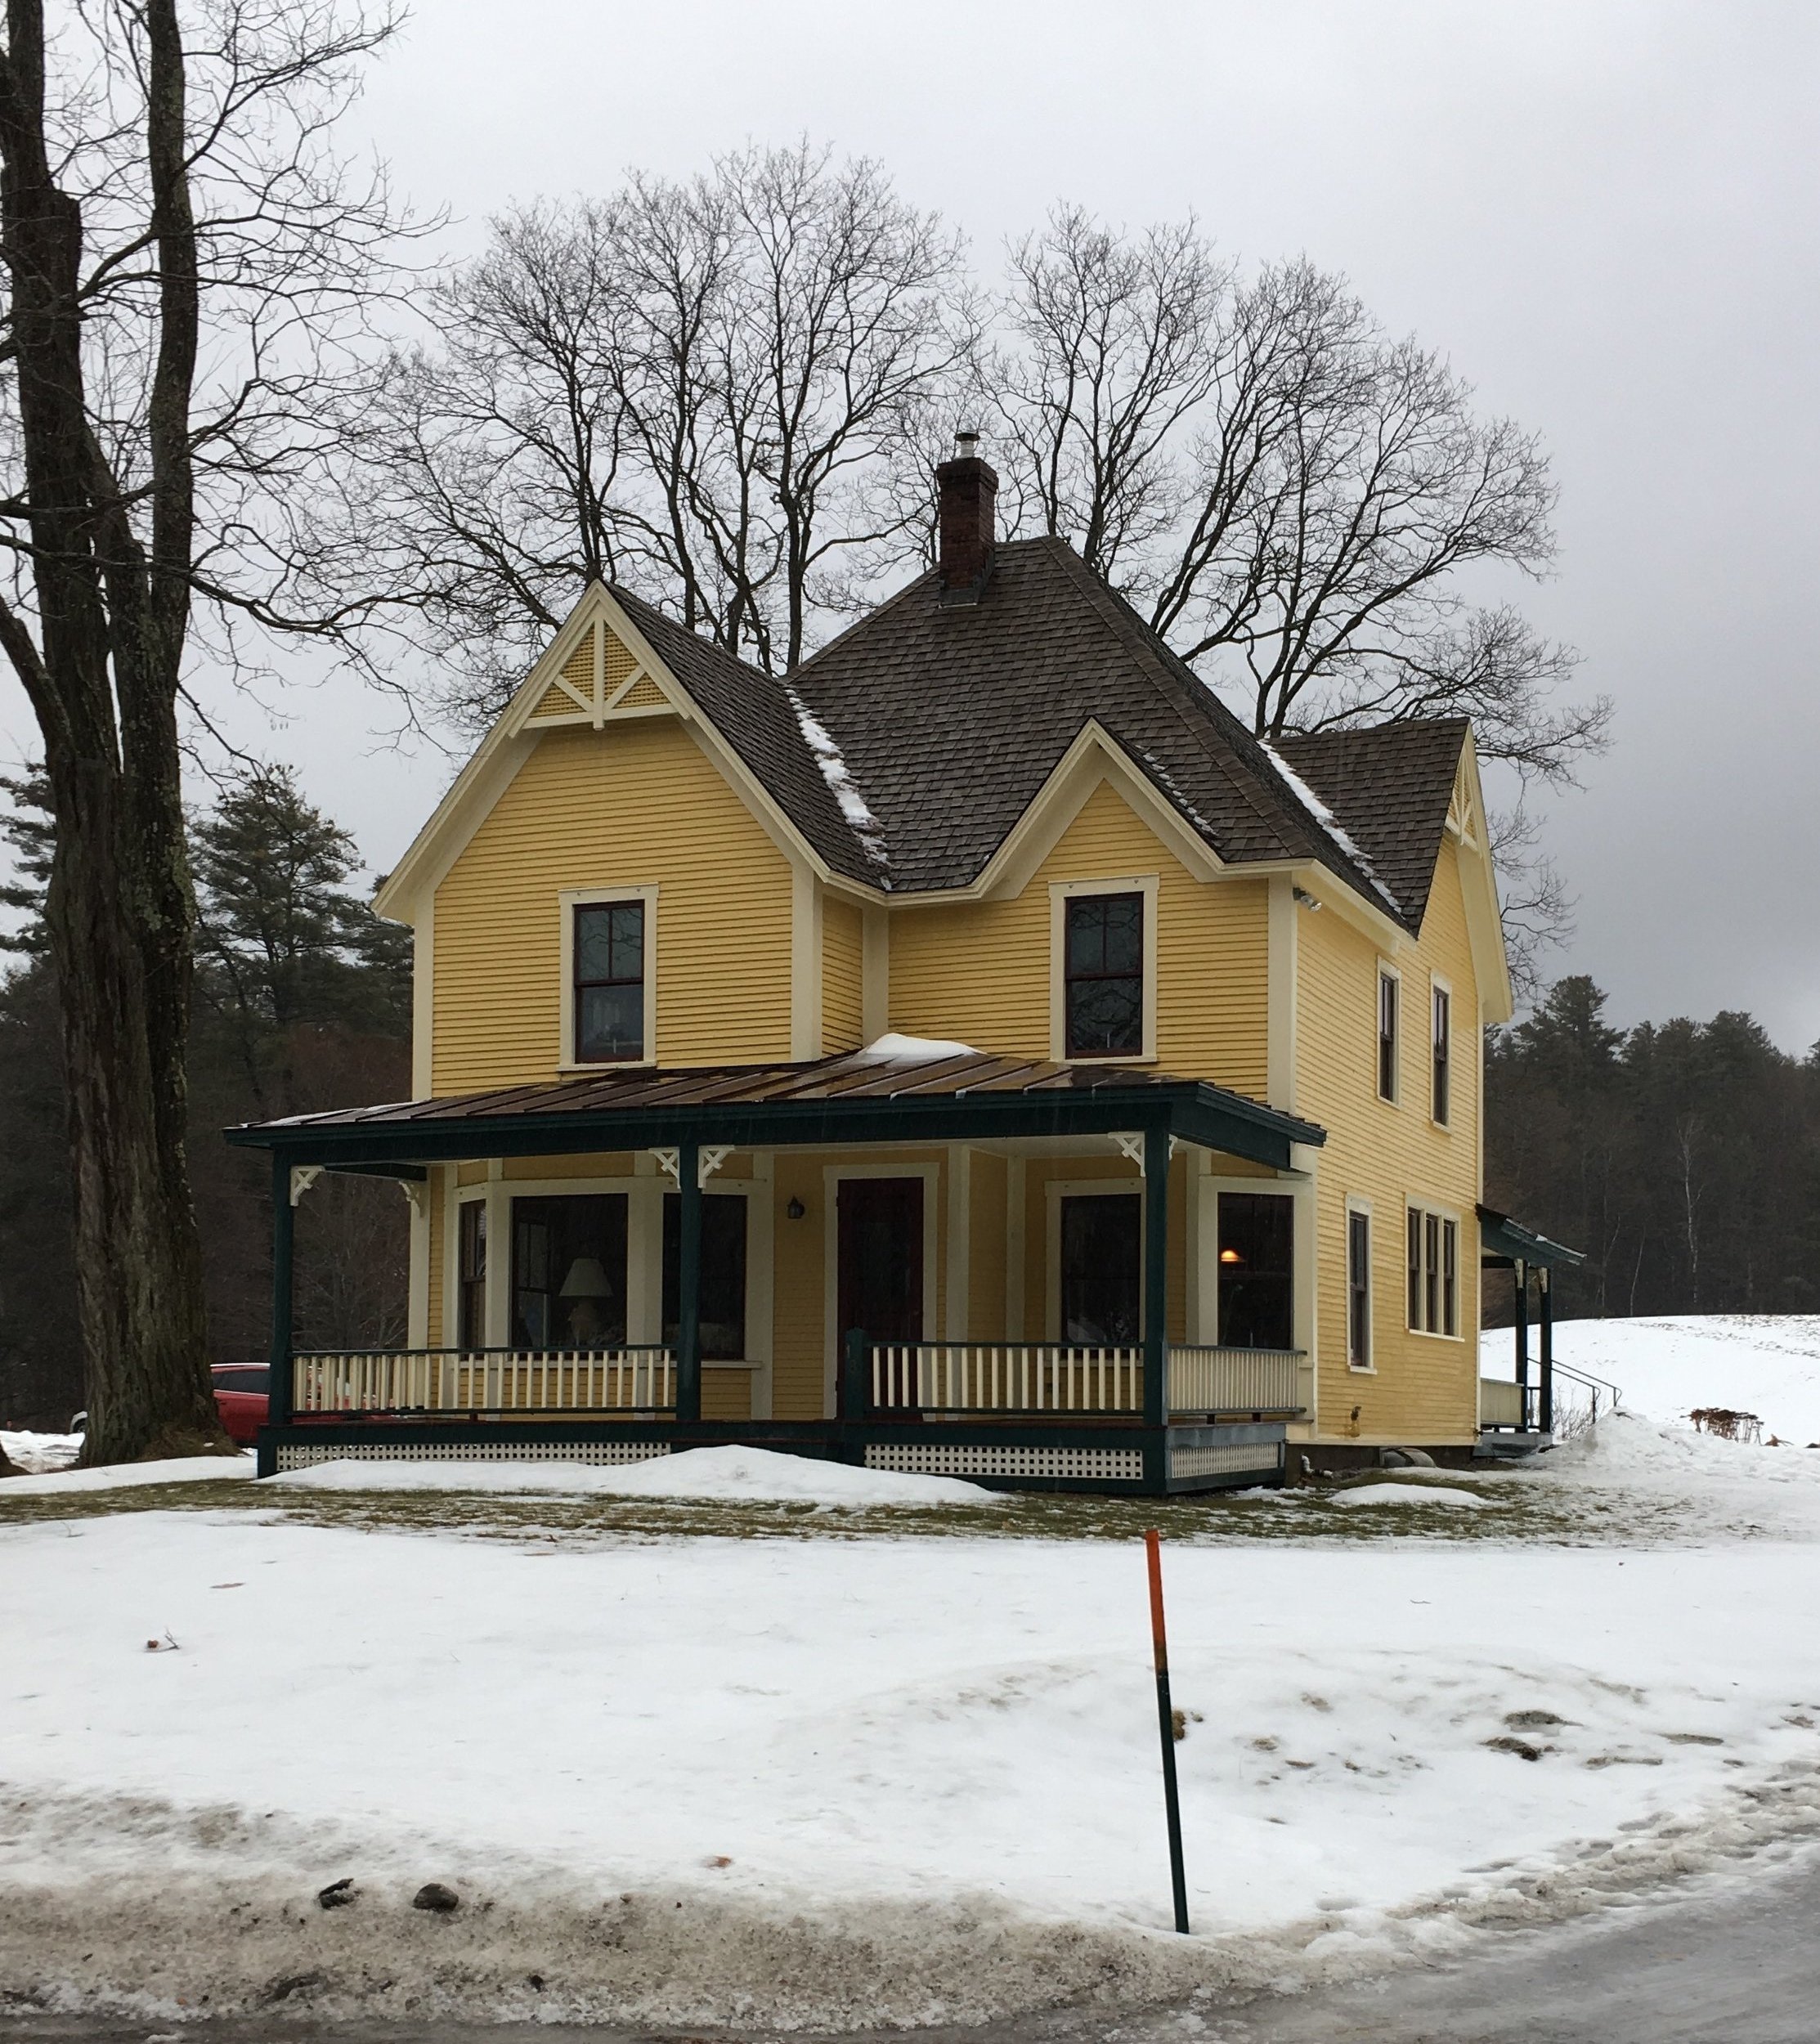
left=0, top=1465, right=1688, bottom=1547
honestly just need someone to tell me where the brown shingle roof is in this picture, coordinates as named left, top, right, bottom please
left=1272, top=719, right=1469, bottom=934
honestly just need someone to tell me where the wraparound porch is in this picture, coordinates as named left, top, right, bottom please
left=228, top=1048, right=1328, bottom=1495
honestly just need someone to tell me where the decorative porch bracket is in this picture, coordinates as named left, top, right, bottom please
left=1110, top=1130, right=1180, bottom=1170
left=650, top=1144, right=733, bottom=1189
left=289, top=1164, right=325, bottom=1206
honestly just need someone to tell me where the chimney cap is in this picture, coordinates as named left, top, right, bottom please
left=953, top=428, right=981, bottom=456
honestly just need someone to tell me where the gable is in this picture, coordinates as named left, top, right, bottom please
left=520, top=612, right=687, bottom=729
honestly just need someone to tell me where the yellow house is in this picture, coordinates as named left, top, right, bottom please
left=231, top=445, right=1578, bottom=1491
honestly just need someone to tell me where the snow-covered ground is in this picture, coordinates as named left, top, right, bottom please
left=4, top=1423, right=1820, bottom=2028
left=0, top=1448, right=253, bottom=1497
left=1482, top=1314, right=1820, bottom=1445
left=0, top=1429, right=83, bottom=1476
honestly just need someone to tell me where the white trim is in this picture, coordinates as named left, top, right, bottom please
left=1005, top=1155, right=1026, bottom=1340
left=1429, top=971, right=1455, bottom=1131
left=946, top=1145, right=973, bottom=1341
left=821, top=1161, right=941, bottom=1419
left=1344, top=1195, right=1374, bottom=1373
left=747, top=1154, right=776, bottom=1418
left=411, top=901, right=435, bottom=1098
left=1376, top=957, right=1402, bottom=1108
left=791, top=867, right=823, bottom=1059
left=1048, top=873, right=1160, bottom=1065
left=861, top=904, right=890, bottom=1043
left=558, top=885, right=659, bottom=1073
left=1266, top=874, right=1298, bottom=1111
left=406, top=1174, right=431, bottom=1348
left=1043, top=1177, right=1145, bottom=1342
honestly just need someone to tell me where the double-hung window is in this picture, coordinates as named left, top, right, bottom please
left=1063, top=892, right=1145, bottom=1057
left=1347, top=1207, right=1372, bottom=1368
left=1406, top=1204, right=1459, bottom=1337
left=1216, top=1192, right=1294, bottom=1350
left=1377, top=968, right=1400, bottom=1102
left=457, top=1199, right=487, bottom=1354
left=567, top=893, right=652, bottom=1065
left=1431, top=981, right=1452, bottom=1126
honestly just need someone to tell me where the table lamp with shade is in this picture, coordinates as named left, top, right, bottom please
left=559, top=1256, right=613, bottom=1348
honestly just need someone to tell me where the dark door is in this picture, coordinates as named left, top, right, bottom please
left=837, top=1176, right=925, bottom=1411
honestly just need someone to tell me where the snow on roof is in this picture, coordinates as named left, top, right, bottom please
left=1260, top=739, right=1401, bottom=913
left=855, top=1033, right=981, bottom=1064
left=784, top=684, right=890, bottom=872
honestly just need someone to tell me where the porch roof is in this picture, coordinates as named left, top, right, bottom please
left=1477, top=1204, right=1585, bottom=1270
left=225, top=1047, right=1327, bottom=1174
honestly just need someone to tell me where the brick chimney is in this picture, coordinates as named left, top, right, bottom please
left=936, top=430, right=997, bottom=603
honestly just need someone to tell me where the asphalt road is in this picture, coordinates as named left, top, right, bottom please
left=5, top=1847, right=1818, bottom=2044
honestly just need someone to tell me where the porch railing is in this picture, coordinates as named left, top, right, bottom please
left=866, top=1342, right=1304, bottom=1418
left=1477, top=1375, right=1528, bottom=1428
left=291, top=1347, right=676, bottom=1415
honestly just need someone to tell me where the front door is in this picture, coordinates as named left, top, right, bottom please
left=837, top=1176, right=925, bottom=1411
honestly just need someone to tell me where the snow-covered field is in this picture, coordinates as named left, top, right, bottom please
left=4, top=1418, right=1820, bottom=2029
left=1483, top=1313, right=1820, bottom=1445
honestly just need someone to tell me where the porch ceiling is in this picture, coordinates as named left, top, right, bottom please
left=225, top=1048, right=1326, bottom=1175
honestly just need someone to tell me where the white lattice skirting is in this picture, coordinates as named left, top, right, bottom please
left=1169, top=1441, right=1280, bottom=1479
left=866, top=1443, right=1145, bottom=1481
left=273, top=1441, right=671, bottom=1472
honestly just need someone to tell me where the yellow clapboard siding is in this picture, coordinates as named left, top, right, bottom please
left=821, top=895, right=865, bottom=1052
left=432, top=720, right=795, bottom=1092
left=1298, top=837, right=1482, bottom=1442
left=886, top=778, right=1270, bottom=1095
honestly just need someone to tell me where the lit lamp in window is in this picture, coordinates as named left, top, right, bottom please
left=1219, top=1248, right=1243, bottom=1264
left=559, top=1257, right=612, bottom=1348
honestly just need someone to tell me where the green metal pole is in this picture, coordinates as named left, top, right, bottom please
left=267, top=1153, right=294, bottom=1429
left=676, top=1141, right=702, bottom=1426
left=1142, top=1124, right=1170, bottom=1432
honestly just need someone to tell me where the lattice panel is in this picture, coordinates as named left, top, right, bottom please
left=561, top=634, right=595, bottom=691
left=866, top=1443, right=1144, bottom=1481
left=616, top=675, right=666, bottom=709
left=529, top=680, right=587, bottom=719
left=603, top=631, right=637, bottom=688
left=1169, top=1441, right=1280, bottom=1480
left=274, top=1441, right=670, bottom=1472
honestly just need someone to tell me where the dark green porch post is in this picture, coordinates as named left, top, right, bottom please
left=1538, top=1266, right=1554, bottom=1434
left=267, top=1153, right=294, bottom=1428
left=676, top=1140, right=702, bottom=1426
left=1513, top=1259, right=1530, bottom=1431
left=1142, top=1124, right=1170, bottom=1433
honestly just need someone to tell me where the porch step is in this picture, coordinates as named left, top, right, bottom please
left=1473, top=1430, right=1553, bottom=1459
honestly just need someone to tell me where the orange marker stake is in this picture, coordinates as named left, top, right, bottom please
left=1145, top=1528, right=1190, bottom=1934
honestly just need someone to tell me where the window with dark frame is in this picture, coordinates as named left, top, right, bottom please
left=458, top=1199, right=487, bottom=1353
left=1378, top=970, right=1399, bottom=1101
left=662, top=1193, right=749, bottom=1360
left=1432, top=983, right=1451, bottom=1125
left=1064, top=892, right=1144, bottom=1057
left=509, top=1194, right=629, bottom=1351
left=1216, top=1192, right=1294, bottom=1350
left=1347, top=1209, right=1371, bottom=1367
left=573, top=899, right=646, bottom=1063
left=1060, top=1194, right=1142, bottom=1342
left=1405, top=1203, right=1460, bottom=1336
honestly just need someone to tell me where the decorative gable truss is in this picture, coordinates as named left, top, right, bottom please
left=520, top=611, right=684, bottom=730
left=1443, top=759, right=1482, bottom=851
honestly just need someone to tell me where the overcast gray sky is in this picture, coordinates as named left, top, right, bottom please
left=6, top=1, right=1816, bottom=1044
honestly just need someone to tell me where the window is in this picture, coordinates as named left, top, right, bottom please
left=1347, top=1208, right=1371, bottom=1368
left=1064, top=893, right=1144, bottom=1057
left=1377, top=969, right=1400, bottom=1102
left=1060, top=1194, right=1141, bottom=1342
left=662, top=1193, right=749, bottom=1359
left=1432, top=981, right=1451, bottom=1125
left=1216, top=1192, right=1293, bottom=1350
left=1406, top=1204, right=1459, bottom=1337
left=458, top=1199, right=487, bottom=1352
left=509, top=1195, right=628, bottom=1350
left=573, top=899, right=646, bottom=1063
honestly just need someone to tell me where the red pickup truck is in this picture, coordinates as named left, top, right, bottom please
left=211, top=1365, right=270, bottom=1446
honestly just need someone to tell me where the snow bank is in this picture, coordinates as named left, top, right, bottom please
left=4, top=1514, right=1819, bottom=2026
left=856, top=1031, right=980, bottom=1064
left=272, top=1442, right=998, bottom=1508
left=0, top=1452, right=254, bottom=1498
left=1483, top=1315, right=1820, bottom=1446
left=0, top=1430, right=82, bottom=1476
left=1334, top=1481, right=1486, bottom=1509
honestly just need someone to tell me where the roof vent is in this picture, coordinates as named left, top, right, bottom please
left=936, top=432, right=997, bottom=605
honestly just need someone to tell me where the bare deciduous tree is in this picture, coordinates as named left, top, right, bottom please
left=0, top=0, right=409, bottom=1462
left=347, top=141, right=976, bottom=724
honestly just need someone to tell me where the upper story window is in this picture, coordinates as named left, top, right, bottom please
left=1432, top=980, right=1452, bottom=1125
left=1064, top=891, right=1144, bottom=1057
left=1377, top=967, right=1400, bottom=1102
left=561, top=886, right=657, bottom=1069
